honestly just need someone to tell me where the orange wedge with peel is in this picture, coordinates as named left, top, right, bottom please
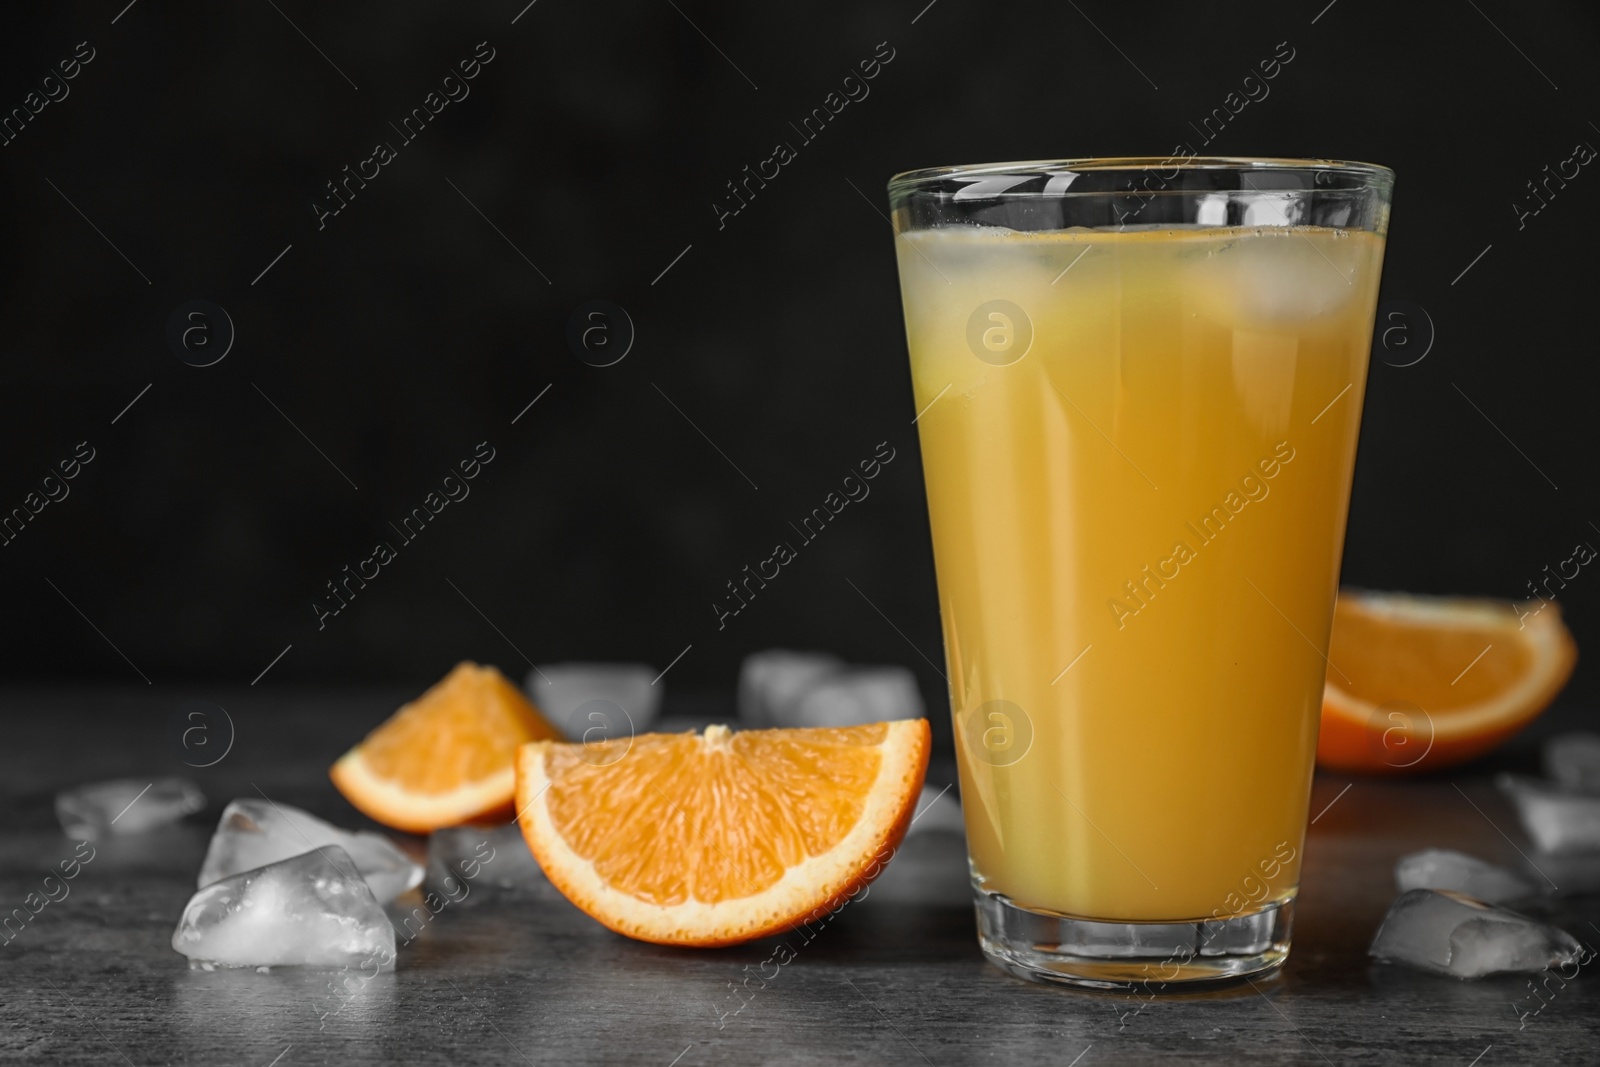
left=515, top=719, right=931, bottom=946
left=331, top=661, right=561, bottom=832
left=1316, top=590, right=1576, bottom=775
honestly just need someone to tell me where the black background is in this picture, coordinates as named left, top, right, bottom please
left=2, top=0, right=1597, bottom=723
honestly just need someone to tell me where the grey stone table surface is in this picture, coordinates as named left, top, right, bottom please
left=2, top=685, right=1598, bottom=1066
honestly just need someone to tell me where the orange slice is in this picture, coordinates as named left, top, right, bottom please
left=515, top=719, right=931, bottom=946
left=331, top=662, right=561, bottom=832
left=1316, top=590, right=1576, bottom=774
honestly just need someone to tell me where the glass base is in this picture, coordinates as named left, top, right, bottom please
left=973, top=883, right=1293, bottom=992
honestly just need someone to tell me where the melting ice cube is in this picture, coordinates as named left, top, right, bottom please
left=529, top=662, right=660, bottom=740
left=56, top=777, right=204, bottom=839
left=198, top=799, right=421, bottom=904
left=1187, top=230, right=1363, bottom=328
left=173, top=846, right=395, bottom=971
left=1497, top=774, right=1600, bottom=854
left=1394, top=849, right=1537, bottom=905
left=785, top=666, right=925, bottom=730
left=737, top=649, right=844, bottom=727
left=1545, top=733, right=1600, bottom=794
left=1369, top=888, right=1582, bottom=979
left=425, top=823, right=545, bottom=901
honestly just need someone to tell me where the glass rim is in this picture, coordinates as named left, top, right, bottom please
left=887, top=156, right=1394, bottom=192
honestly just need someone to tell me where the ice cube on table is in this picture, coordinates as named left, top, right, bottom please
left=1497, top=774, right=1600, bottom=854
left=737, top=649, right=843, bottom=727
left=56, top=777, right=204, bottom=839
left=425, top=823, right=545, bottom=900
left=199, top=799, right=421, bottom=904
left=173, top=846, right=395, bottom=971
left=1545, top=732, right=1600, bottom=794
left=786, top=666, right=925, bottom=729
left=1395, top=849, right=1537, bottom=905
left=1369, top=888, right=1582, bottom=979
left=529, top=662, right=660, bottom=740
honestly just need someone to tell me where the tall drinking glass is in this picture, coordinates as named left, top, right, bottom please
left=887, top=158, right=1392, bottom=989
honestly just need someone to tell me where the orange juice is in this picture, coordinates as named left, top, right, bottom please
left=896, top=225, right=1385, bottom=921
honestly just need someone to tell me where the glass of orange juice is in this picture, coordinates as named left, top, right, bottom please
left=887, top=157, right=1392, bottom=989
